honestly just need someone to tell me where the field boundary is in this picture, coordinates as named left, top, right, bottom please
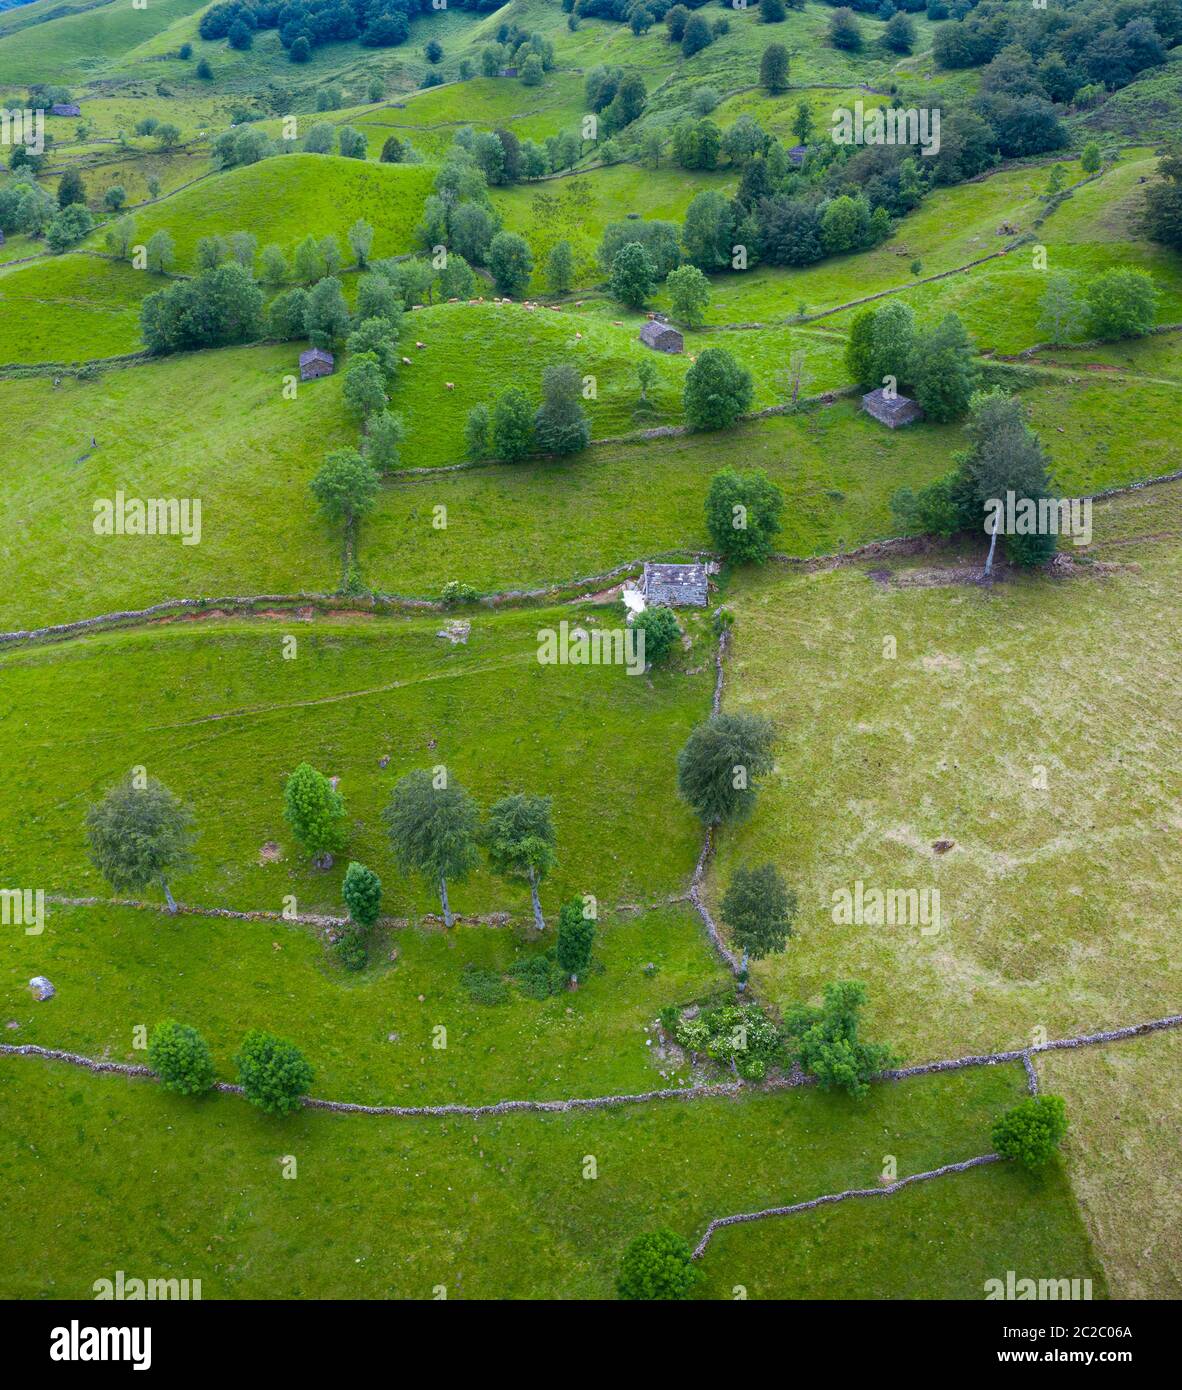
left=691, top=1153, right=1003, bottom=1259
left=3, top=1012, right=1178, bottom=1118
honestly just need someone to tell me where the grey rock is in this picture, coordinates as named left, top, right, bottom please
left=29, top=976, right=55, bottom=1001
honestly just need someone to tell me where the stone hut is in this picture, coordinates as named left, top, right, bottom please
left=299, top=347, right=335, bottom=382
left=639, top=320, right=683, bottom=354
left=861, top=387, right=923, bottom=428
left=642, top=562, right=708, bottom=608
left=51, top=102, right=81, bottom=117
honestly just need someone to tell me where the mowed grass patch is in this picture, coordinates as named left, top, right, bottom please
left=123, top=155, right=436, bottom=270
left=711, top=495, right=1182, bottom=1064
left=363, top=399, right=961, bottom=597
left=0, top=608, right=712, bottom=913
left=0, top=253, right=146, bottom=364
left=3, top=902, right=726, bottom=1105
left=0, top=346, right=350, bottom=630
left=0, top=1056, right=1072, bottom=1298
left=1035, top=1032, right=1182, bottom=1300
left=695, top=1156, right=1105, bottom=1300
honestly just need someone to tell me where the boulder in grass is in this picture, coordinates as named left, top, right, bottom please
left=29, top=976, right=55, bottom=1001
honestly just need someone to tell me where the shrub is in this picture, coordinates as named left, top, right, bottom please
left=684, top=348, right=754, bottom=431
left=441, top=580, right=479, bottom=606
left=462, top=963, right=510, bottom=1005
left=616, top=1230, right=698, bottom=1300
left=342, top=861, right=382, bottom=927
left=1084, top=267, right=1158, bottom=341
left=992, top=1095, right=1068, bottom=1169
left=705, top=467, right=783, bottom=564
left=555, top=897, right=595, bottom=985
left=234, top=1030, right=314, bottom=1115
left=633, top=604, right=680, bottom=664
left=334, top=930, right=367, bottom=971
left=148, top=1020, right=215, bottom=1095
left=282, top=761, right=347, bottom=861
left=782, top=980, right=899, bottom=1099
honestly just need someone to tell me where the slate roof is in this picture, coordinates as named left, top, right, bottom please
left=50, top=103, right=81, bottom=117
left=861, top=387, right=923, bottom=428
left=642, top=562, right=708, bottom=608
left=638, top=320, right=683, bottom=352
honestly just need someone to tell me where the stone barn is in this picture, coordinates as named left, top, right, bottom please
left=861, top=387, right=923, bottom=428
left=51, top=102, right=81, bottom=117
left=642, top=562, right=708, bottom=608
left=299, top=348, right=335, bottom=382
left=639, top=320, right=683, bottom=354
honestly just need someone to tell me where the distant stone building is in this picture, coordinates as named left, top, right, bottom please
left=500, top=67, right=518, bottom=78
left=642, top=562, right=708, bottom=608
left=788, top=144, right=807, bottom=167
left=50, top=102, right=81, bottom=117
left=639, top=320, right=683, bottom=354
left=861, top=387, right=923, bottom=428
left=299, top=348, right=334, bottom=381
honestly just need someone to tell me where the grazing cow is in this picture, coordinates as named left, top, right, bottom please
left=415, top=341, right=425, bottom=349
left=445, top=382, right=455, bottom=391
left=402, top=356, right=412, bottom=366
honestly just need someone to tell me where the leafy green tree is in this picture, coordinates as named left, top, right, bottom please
left=634, top=605, right=679, bottom=664
left=310, top=449, right=379, bottom=530
left=304, top=275, right=351, bottom=348
left=666, top=263, right=710, bottom=327
left=337, top=126, right=367, bottom=160
left=609, top=241, right=656, bottom=308
left=792, top=101, right=815, bottom=146
left=883, top=11, right=915, bottom=53
left=155, top=122, right=181, bottom=149
left=304, top=121, right=333, bottom=154
left=991, top=1095, right=1068, bottom=1170
left=283, top=762, right=347, bottom=862
left=148, top=1020, right=215, bottom=1095
left=908, top=313, right=977, bottom=422
left=681, top=12, right=712, bottom=57
left=1084, top=267, right=1158, bottom=340
left=705, top=468, right=782, bottom=564
left=46, top=203, right=94, bottom=251
left=636, top=357, right=658, bottom=404
left=1036, top=273, right=1086, bottom=344
left=104, top=215, right=136, bottom=261
left=684, top=348, right=754, bottom=430
left=267, top=286, right=310, bottom=340
left=103, top=185, right=126, bottom=212
left=141, top=262, right=262, bottom=353
left=383, top=769, right=481, bottom=927
left=616, top=1230, right=698, bottom=1300
left=760, top=42, right=789, bottom=93
left=958, top=388, right=1058, bottom=567
left=556, top=897, right=595, bottom=985
left=493, top=386, right=535, bottom=461
left=545, top=239, right=574, bottom=295
left=146, top=228, right=175, bottom=273
left=676, top=713, right=776, bottom=825
left=1139, top=150, right=1182, bottom=251
left=465, top=403, right=491, bottom=460
left=1080, top=140, right=1101, bottom=174
left=343, top=352, right=388, bottom=418
left=346, top=318, right=399, bottom=379
left=293, top=233, right=326, bottom=284
left=437, top=252, right=475, bottom=300
left=721, top=863, right=796, bottom=971
left=782, top=980, right=899, bottom=1099
left=85, top=774, right=196, bottom=912
left=829, top=7, right=863, bottom=50
left=761, top=0, right=786, bottom=21
left=534, top=363, right=591, bottom=455
left=484, top=793, right=558, bottom=931
left=348, top=217, right=374, bottom=267
left=487, top=230, right=533, bottom=295
left=364, top=410, right=405, bottom=473
left=521, top=53, right=544, bottom=86
left=342, top=861, right=382, bottom=928
left=57, top=167, right=86, bottom=208
left=235, top=1030, right=314, bottom=1116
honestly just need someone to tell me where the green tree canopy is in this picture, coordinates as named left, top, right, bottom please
left=383, top=769, right=481, bottom=927
left=484, top=793, right=558, bottom=931
left=85, top=774, right=196, bottom=911
left=676, top=712, right=776, bottom=825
